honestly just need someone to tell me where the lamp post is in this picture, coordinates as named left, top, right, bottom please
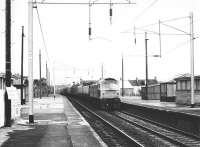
left=21, top=26, right=25, bottom=105
left=145, top=32, right=148, bottom=100
left=121, top=54, right=124, bottom=97
left=39, top=50, right=42, bottom=99
left=145, top=32, right=160, bottom=100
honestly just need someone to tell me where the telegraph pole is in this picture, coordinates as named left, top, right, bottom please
left=145, top=32, right=148, bottom=100
left=53, top=61, right=56, bottom=99
left=48, top=70, right=50, bottom=86
left=101, top=63, right=104, bottom=79
left=121, top=54, right=124, bottom=97
left=190, top=12, right=195, bottom=108
left=158, top=20, right=162, bottom=57
left=21, top=26, right=25, bottom=105
left=46, top=62, right=48, bottom=85
left=39, top=50, right=42, bottom=99
left=5, top=0, right=12, bottom=127
left=28, top=0, right=34, bottom=123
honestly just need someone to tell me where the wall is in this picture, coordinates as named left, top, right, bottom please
left=176, top=90, right=200, bottom=105
left=6, top=86, right=21, bottom=120
left=120, top=88, right=134, bottom=96
left=0, top=90, right=5, bottom=127
left=0, top=87, right=21, bottom=127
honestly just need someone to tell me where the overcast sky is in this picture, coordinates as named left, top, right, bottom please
left=0, top=0, right=200, bottom=85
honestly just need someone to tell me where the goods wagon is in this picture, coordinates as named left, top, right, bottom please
left=82, top=86, right=89, bottom=96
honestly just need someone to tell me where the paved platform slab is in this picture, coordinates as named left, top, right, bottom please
left=121, top=96, right=200, bottom=116
left=0, top=95, right=106, bottom=147
left=63, top=96, right=107, bottom=147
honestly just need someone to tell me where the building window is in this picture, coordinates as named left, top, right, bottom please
left=181, top=80, right=186, bottom=90
left=0, top=79, right=2, bottom=89
left=194, top=80, right=197, bottom=90
left=196, top=80, right=200, bottom=90
left=177, top=81, right=181, bottom=90
left=186, top=80, right=190, bottom=90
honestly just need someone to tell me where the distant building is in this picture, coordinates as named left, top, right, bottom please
left=12, top=74, right=29, bottom=102
left=120, top=80, right=134, bottom=96
left=174, top=74, right=200, bottom=105
left=80, top=80, right=97, bottom=86
left=128, top=77, right=159, bottom=96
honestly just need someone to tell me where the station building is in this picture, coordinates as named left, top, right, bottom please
left=175, top=74, right=200, bottom=105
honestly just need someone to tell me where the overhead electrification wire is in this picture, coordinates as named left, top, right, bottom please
left=34, top=1, right=50, bottom=64
left=132, top=0, right=159, bottom=22
left=160, top=22, right=190, bottom=35
left=123, top=15, right=200, bottom=36
left=137, top=16, right=189, bottom=29
left=35, top=0, right=135, bottom=41
left=35, top=2, right=136, bottom=5
left=160, top=36, right=199, bottom=57
left=122, top=29, right=192, bottom=36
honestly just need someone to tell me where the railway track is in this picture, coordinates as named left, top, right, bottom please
left=121, top=110, right=200, bottom=140
left=112, top=111, right=200, bottom=147
left=68, top=97, right=144, bottom=147
left=68, top=96, right=184, bottom=147
left=68, top=96, right=200, bottom=146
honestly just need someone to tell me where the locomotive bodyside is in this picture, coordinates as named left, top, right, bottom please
left=99, top=78, right=120, bottom=110
left=88, top=78, right=120, bottom=110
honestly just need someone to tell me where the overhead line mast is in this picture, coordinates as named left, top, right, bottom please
left=28, top=0, right=34, bottom=124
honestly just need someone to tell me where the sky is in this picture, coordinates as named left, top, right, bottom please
left=0, top=0, right=200, bottom=85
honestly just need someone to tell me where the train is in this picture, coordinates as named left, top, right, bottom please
left=62, top=78, right=121, bottom=110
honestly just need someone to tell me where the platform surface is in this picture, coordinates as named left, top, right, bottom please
left=0, top=95, right=107, bottom=147
left=121, top=96, right=200, bottom=116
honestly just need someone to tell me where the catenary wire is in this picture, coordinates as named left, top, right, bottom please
left=162, top=36, right=199, bottom=56
left=35, top=2, right=136, bottom=5
left=160, top=22, right=190, bottom=35
left=131, top=0, right=159, bottom=22
left=136, top=16, right=189, bottom=29
left=34, top=2, right=50, bottom=64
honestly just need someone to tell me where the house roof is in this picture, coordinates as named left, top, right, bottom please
left=80, top=80, right=97, bottom=86
left=129, top=79, right=158, bottom=86
left=174, top=73, right=200, bottom=81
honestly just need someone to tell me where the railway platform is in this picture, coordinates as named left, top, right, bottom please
left=121, top=96, right=200, bottom=116
left=0, top=95, right=106, bottom=147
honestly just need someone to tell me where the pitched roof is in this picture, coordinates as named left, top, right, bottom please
left=174, top=74, right=200, bottom=80
left=129, top=79, right=158, bottom=86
